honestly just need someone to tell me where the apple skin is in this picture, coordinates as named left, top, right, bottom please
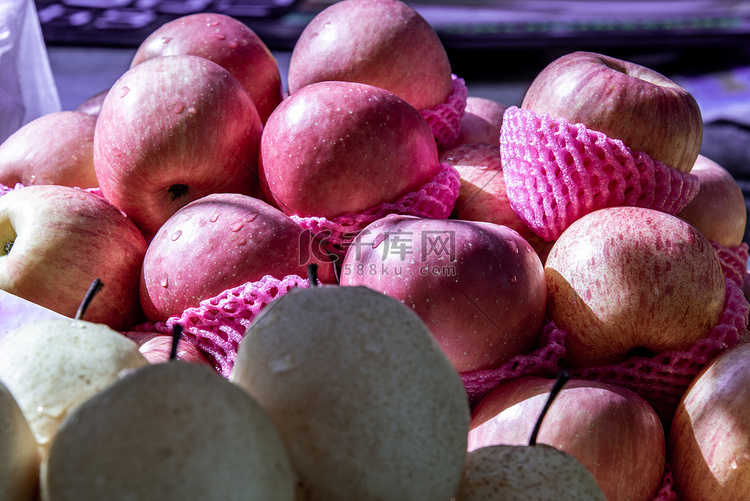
left=131, top=12, right=282, bottom=124
left=677, top=154, right=747, bottom=248
left=0, top=185, right=147, bottom=330
left=0, top=111, right=98, bottom=189
left=440, top=142, right=554, bottom=263
left=468, top=376, right=666, bottom=501
left=94, top=54, right=263, bottom=237
left=140, top=192, right=335, bottom=322
left=522, top=51, right=702, bottom=173
left=454, top=97, right=506, bottom=147
left=75, top=88, right=109, bottom=116
left=339, top=215, right=547, bottom=373
left=545, top=206, right=726, bottom=368
left=287, top=0, right=452, bottom=112
left=259, top=80, right=440, bottom=219
left=668, top=342, right=750, bottom=500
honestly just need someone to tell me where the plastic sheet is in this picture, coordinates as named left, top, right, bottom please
left=0, top=0, right=61, bottom=143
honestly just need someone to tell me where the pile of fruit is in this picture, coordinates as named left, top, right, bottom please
left=1, top=0, right=749, bottom=499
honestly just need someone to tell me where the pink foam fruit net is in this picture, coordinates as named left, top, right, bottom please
left=292, top=161, right=461, bottom=262
left=420, top=74, right=468, bottom=151
left=499, top=106, right=701, bottom=242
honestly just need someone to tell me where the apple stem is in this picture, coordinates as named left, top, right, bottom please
left=308, top=264, right=319, bottom=287
left=74, top=278, right=104, bottom=320
left=529, top=369, right=570, bottom=446
left=169, top=324, right=183, bottom=361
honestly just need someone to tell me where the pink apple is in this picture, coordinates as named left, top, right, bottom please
left=339, top=215, right=547, bottom=372
left=0, top=185, right=147, bottom=330
left=545, top=206, right=726, bottom=368
left=131, top=12, right=283, bottom=124
left=454, top=97, right=506, bottom=147
left=522, top=51, right=703, bottom=173
left=0, top=111, right=98, bottom=189
left=468, top=376, right=666, bottom=501
left=677, top=154, right=747, bottom=248
left=94, top=54, right=263, bottom=237
left=287, top=0, right=453, bottom=112
left=440, top=142, right=554, bottom=263
left=668, top=342, right=750, bottom=500
left=122, top=330, right=212, bottom=366
left=140, top=192, right=335, bottom=321
left=75, top=89, right=109, bottom=116
left=259, top=80, right=441, bottom=218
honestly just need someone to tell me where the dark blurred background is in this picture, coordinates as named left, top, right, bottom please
left=37, top=0, right=750, bottom=242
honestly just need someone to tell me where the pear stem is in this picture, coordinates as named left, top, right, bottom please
left=75, top=278, right=104, bottom=320
left=529, top=369, right=570, bottom=446
left=308, top=264, right=319, bottom=287
left=169, top=324, right=183, bottom=361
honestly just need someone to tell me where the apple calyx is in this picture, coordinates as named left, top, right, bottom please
left=74, top=278, right=104, bottom=321
left=167, top=184, right=190, bottom=202
left=529, top=369, right=570, bottom=446
left=169, top=324, right=183, bottom=361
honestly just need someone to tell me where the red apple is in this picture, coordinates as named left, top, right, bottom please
left=0, top=111, right=98, bottom=189
left=522, top=51, right=702, bottom=173
left=468, top=376, right=666, bottom=501
left=677, top=154, right=747, bottom=248
left=131, top=12, right=282, bottom=124
left=545, top=206, right=726, bottom=368
left=0, top=185, right=147, bottom=331
left=668, top=342, right=750, bottom=500
left=454, top=97, right=506, bottom=147
left=339, top=215, right=547, bottom=372
left=259, top=80, right=440, bottom=219
left=287, top=0, right=453, bottom=112
left=440, top=142, right=554, bottom=263
left=93, top=54, right=263, bottom=237
left=140, top=192, right=335, bottom=321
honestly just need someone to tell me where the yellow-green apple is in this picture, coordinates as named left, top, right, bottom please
left=339, top=215, right=547, bottom=372
left=0, top=318, right=149, bottom=457
left=130, top=12, right=282, bottom=124
left=522, top=51, right=702, bottom=173
left=0, top=380, right=39, bottom=501
left=440, top=142, right=554, bottom=263
left=93, top=54, right=263, bottom=237
left=0, top=111, right=98, bottom=189
left=668, top=342, right=750, bottom=500
left=75, top=88, right=108, bottom=116
left=545, top=206, right=726, bottom=368
left=287, top=0, right=453, bottom=112
left=677, top=154, right=747, bottom=248
left=259, top=80, right=441, bottom=218
left=42, top=362, right=297, bottom=501
left=455, top=96, right=506, bottom=147
left=230, top=285, right=469, bottom=501
left=0, top=185, right=147, bottom=330
left=140, top=192, right=335, bottom=321
left=468, top=376, right=666, bottom=501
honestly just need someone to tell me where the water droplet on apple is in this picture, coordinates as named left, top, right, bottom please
left=230, top=222, right=243, bottom=232
left=236, top=238, right=247, bottom=246
left=245, top=213, right=258, bottom=223
left=210, top=212, right=220, bottom=222
left=172, top=102, right=185, bottom=114
left=161, top=36, right=172, bottom=44
left=29, top=175, right=37, bottom=185
left=112, top=148, right=122, bottom=157
left=171, top=230, right=182, bottom=241
left=161, top=275, right=169, bottom=288
left=269, top=353, right=297, bottom=373
left=176, top=271, right=182, bottom=281
left=186, top=106, right=197, bottom=115
left=208, top=19, right=219, bottom=26
left=120, top=86, right=130, bottom=98
left=212, top=33, right=226, bottom=41
left=731, top=459, right=738, bottom=470
left=508, top=275, right=517, bottom=284
left=227, top=40, right=238, bottom=49
left=508, top=240, right=519, bottom=253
